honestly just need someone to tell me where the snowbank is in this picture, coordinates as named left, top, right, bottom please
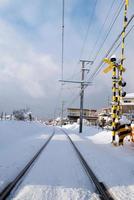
left=64, top=124, right=134, bottom=199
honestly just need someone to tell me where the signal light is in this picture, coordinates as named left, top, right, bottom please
left=118, top=80, right=126, bottom=97
left=118, top=80, right=126, bottom=87
left=121, top=91, right=126, bottom=97
left=110, top=55, right=116, bottom=62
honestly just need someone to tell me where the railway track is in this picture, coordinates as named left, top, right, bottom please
left=0, top=127, right=114, bottom=200
left=62, top=129, right=114, bottom=200
left=0, top=129, right=55, bottom=200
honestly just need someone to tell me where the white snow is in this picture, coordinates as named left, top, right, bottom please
left=64, top=124, right=134, bottom=200
left=0, top=120, right=54, bottom=191
left=119, top=115, right=131, bottom=124
left=1, top=121, right=134, bottom=199
left=12, top=128, right=97, bottom=200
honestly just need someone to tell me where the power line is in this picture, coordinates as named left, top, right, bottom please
left=58, top=91, right=80, bottom=117
left=86, top=14, right=134, bottom=83
left=68, top=0, right=98, bottom=82
left=79, top=0, right=98, bottom=59
left=92, top=0, right=124, bottom=63
left=88, top=0, right=116, bottom=60
left=109, top=23, right=134, bottom=57
left=67, top=93, right=80, bottom=108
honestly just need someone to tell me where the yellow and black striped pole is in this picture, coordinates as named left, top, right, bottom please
left=118, top=0, right=129, bottom=115
left=103, top=1, right=129, bottom=145
left=112, top=62, right=118, bottom=142
left=117, top=69, right=120, bottom=119
left=103, top=57, right=119, bottom=143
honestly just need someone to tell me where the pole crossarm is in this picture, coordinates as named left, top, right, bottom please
left=59, top=80, right=92, bottom=84
left=80, top=60, right=93, bottom=63
left=59, top=59, right=92, bottom=133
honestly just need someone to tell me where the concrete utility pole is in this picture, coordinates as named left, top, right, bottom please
left=59, top=60, right=93, bottom=133
left=79, top=60, right=92, bottom=133
left=61, top=100, right=64, bottom=126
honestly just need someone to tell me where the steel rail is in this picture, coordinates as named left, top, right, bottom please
left=0, top=130, right=55, bottom=200
left=62, top=129, right=114, bottom=200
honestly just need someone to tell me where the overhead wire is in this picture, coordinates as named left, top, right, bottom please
left=59, top=0, right=98, bottom=114
left=85, top=14, right=134, bottom=84
left=109, top=24, right=134, bottom=57
left=67, top=0, right=108, bottom=112
left=67, top=0, right=98, bottom=83
left=58, top=91, right=80, bottom=116
left=88, top=0, right=116, bottom=60
left=62, top=1, right=134, bottom=116
left=91, top=0, right=125, bottom=63
left=65, top=93, right=80, bottom=108
left=79, top=0, right=98, bottom=59
left=56, top=1, right=133, bottom=117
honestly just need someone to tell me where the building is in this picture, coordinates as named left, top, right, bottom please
left=98, top=107, right=112, bottom=126
left=98, top=93, right=134, bottom=122
left=121, top=93, right=134, bottom=120
left=67, top=108, right=98, bottom=124
left=98, top=107, right=111, bottom=116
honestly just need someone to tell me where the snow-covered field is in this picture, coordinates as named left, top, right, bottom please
left=64, top=123, right=134, bottom=200
left=0, top=120, right=54, bottom=192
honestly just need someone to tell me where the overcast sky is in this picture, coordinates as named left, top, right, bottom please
left=0, top=0, right=134, bottom=119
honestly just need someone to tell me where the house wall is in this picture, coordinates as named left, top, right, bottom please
left=67, top=108, right=98, bottom=123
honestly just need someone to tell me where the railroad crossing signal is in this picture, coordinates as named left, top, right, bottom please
left=102, top=0, right=129, bottom=145
left=103, top=56, right=127, bottom=144
left=103, top=58, right=125, bottom=74
left=103, top=58, right=114, bottom=73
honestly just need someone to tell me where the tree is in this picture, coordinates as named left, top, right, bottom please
left=13, top=108, right=32, bottom=121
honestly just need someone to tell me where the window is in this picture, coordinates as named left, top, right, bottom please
left=124, top=100, right=131, bottom=103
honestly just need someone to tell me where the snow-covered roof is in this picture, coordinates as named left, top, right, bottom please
left=124, top=93, right=134, bottom=99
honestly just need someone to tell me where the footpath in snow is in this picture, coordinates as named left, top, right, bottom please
left=64, top=123, right=134, bottom=200
left=12, top=128, right=97, bottom=200
left=0, top=120, right=53, bottom=192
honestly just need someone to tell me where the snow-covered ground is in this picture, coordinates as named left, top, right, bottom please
left=0, top=120, right=54, bottom=192
left=1, top=121, right=134, bottom=199
left=12, top=128, right=97, bottom=200
left=63, top=123, right=134, bottom=200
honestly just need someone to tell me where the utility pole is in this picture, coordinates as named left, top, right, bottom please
left=61, top=100, right=64, bottom=126
left=60, top=0, right=65, bottom=127
left=79, top=60, right=92, bottom=133
left=59, top=60, right=93, bottom=133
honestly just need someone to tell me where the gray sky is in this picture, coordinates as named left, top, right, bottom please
left=0, top=0, right=134, bottom=118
